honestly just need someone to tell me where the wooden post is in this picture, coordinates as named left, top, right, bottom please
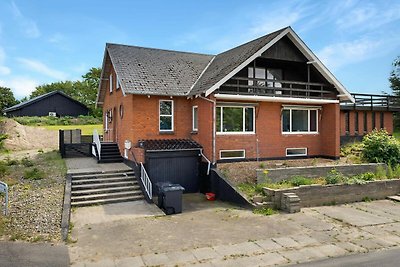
left=59, top=130, right=65, bottom=158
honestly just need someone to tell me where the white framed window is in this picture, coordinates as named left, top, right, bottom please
left=220, top=150, right=245, bottom=159
left=192, top=106, right=198, bottom=132
left=282, top=107, right=319, bottom=134
left=159, top=100, right=174, bottom=131
left=286, top=148, right=307, bottom=157
left=109, top=73, right=113, bottom=93
left=216, top=105, right=255, bottom=134
left=116, top=76, right=120, bottom=90
left=248, top=67, right=266, bottom=86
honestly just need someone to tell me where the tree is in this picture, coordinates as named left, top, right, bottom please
left=0, top=86, right=18, bottom=113
left=390, top=57, right=400, bottom=128
left=29, top=67, right=102, bottom=117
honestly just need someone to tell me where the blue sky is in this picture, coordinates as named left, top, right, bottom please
left=0, top=0, right=399, bottom=99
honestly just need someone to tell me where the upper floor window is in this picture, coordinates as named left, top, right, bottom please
left=116, top=76, right=120, bottom=90
left=282, top=107, right=318, bottom=134
left=267, top=69, right=282, bottom=88
left=192, top=106, right=198, bottom=132
left=159, top=100, right=174, bottom=131
left=216, top=106, right=255, bottom=134
left=109, top=73, right=113, bottom=93
left=248, top=67, right=282, bottom=88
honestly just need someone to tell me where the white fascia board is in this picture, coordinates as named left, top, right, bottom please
left=204, top=28, right=291, bottom=97
left=285, top=29, right=355, bottom=103
left=214, top=94, right=339, bottom=104
left=107, top=46, right=126, bottom=97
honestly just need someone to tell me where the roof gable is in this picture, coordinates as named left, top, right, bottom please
left=4, top=91, right=88, bottom=113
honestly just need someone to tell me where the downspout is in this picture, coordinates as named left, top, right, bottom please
left=199, top=95, right=216, bottom=165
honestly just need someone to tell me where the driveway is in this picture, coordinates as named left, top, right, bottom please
left=68, top=195, right=400, bottom=266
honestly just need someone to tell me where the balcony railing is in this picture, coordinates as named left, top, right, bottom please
left=216, top=77, right=337, bottom=100
left=340, top=93, right=400, bottom=111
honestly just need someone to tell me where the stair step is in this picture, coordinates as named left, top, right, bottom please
left=99, top=158, right=124, bottom=163
left=387, top=195, right=400, bottom=202
left=71, top=195, right=144, bottom=207
left=72, top=172, right=134, bottom=180
left=72, top=176, right=137, bottom=185
left=72, top=190, right=142, bottom=201
left=101, top=154, right=123, bottom=159
left=72, top=181, right=136, bottom=190
left=69, top=169, right=133, bottom=176
left=71, top=185, right=141, bottom=196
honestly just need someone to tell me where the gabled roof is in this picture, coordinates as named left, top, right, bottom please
left=97, top=26, right=354, bottom=104
left=107, top=44, right=214, bottom=96
left=4, top=90, right=88, bottom=113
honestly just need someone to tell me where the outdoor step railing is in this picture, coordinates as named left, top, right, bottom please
left=93, top=129, right=101, bottom=160
left=140, top=163, right=152, bottom=200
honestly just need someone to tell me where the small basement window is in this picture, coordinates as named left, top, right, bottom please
left=220, top=150, right=245, bottom=159
left=286, top=148, right=307, bottom=157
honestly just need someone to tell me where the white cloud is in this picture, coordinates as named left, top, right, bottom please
left=317, top=38, right=382, bottom=70
left=10, top=0, right=40, bottom=38
left=48, top=33, right=65, bottom=44
left=17, top=58, right=67, bottom=80
left=0, top=77, right=39, bottom=99
left=0, top=47, right=11, bottom=75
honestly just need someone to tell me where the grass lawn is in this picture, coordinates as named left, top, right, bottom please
left=41, top=124, right=103, bottom=135
left=394, top=130, right=400, bottom=139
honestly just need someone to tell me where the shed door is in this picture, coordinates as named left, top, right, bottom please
left=146, top=150, right=200, bottom=193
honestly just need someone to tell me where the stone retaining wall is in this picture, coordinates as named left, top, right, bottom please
left=257, top=163, right=386, bottom=184
left=263, top=179, right=400, bottom=209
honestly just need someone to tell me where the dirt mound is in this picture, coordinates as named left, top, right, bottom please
left=0, top=118, right=58, bottom=151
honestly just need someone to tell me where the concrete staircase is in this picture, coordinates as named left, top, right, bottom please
left=71, top=170, right=144, bottom=207
left=99, top=142, right=124, bottom=163
left=387, top=194, right=400, bottom=202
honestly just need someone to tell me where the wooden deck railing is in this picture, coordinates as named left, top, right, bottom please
left=216, top=77, right=336, bottom=100
left=340, top=93, right=400, bottom=111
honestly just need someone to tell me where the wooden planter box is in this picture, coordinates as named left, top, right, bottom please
left=263, top=179, right=400, bottom=209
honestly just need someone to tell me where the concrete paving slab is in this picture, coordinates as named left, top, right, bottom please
left=351, top=201, right=400, bottom=220
left=255, top=238, right=283, bottom=251
left=317, top=205, right=395, bottom=226
left=141, top=252, right=170, bottom=266
left=287, top=210, right=337, bottom=231
left=166, top=250, right=197, bottom=265
left=279, top=247, right=324, bottom=264
left=71, top=201, right=164, bottom=227
left=272, top=237, right=302, bottom=248
left=334, top=241, right=368, bottom=253
left=213, top=241, right=264, bottom=256
left=65, top=158, right=131, bottom=174
left=191, top=247, right=219, bottom=261
left=83, top=258, right=115, bottom=267
left=316, top=244, right=348, bottom=258
left=114, top=256, right=145, bottom=267
left=292, top=234, right=320, bottom=247
left=351, top=238, right=385, bottom=251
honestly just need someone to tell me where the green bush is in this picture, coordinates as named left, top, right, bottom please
left=23, top=168, right=45, bottom=180
left=0, top=161, right=8, bottom=177
left=0, top=134, right=8, bottom=150
left=14, top=116, right=102, bottom=126
left=21, top=157, right=34, bottom=167
left=362, top=129, right=400, bottom=166
left=253, top=207, right=277, bottom=216
left=290, top=176, right=313, bottom=186
left=325, top=169, right=345, bottom=184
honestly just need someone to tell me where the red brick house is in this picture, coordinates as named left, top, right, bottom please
left=96, top=27, right=397, bottom=187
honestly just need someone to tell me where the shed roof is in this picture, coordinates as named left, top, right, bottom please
left=4, top=90, right=88, bottom=113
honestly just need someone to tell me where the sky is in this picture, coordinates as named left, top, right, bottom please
left=0, top=0, right=399, bottom=100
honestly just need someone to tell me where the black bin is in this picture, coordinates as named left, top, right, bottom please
left=155, top=182, right=173, bottom=207
left=159, top=184, right=185, bottom=215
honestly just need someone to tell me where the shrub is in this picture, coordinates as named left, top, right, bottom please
left=290, top=176, right=313, bottom=186
left=21, top=157, right=34, bottom=167
left=325, top=169, right=345, bottom=184
left=0, top=161, right=8, bottom=177
left=375, top=165, right=387, bottom=180
left=23, top=168, right=45, bottom=180
left=253, top=207, right=277, bottom=216
left=0, top=134, right=8, bottom=150
left=362, top=129, right=400, bottom=166
left=393, top=165, right=400, bottom=179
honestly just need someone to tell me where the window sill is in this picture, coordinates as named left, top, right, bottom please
left=282, top=132, right=319, bottom=135
left=159, top=131, right=174, bottom=135
left=216, top=132, right=255, bottom=135
left=191, top=131, right=198, bottom=135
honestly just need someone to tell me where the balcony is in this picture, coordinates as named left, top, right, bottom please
left=216, top=77, right=337, bottom=100
left=340, top=93, right=400, bottom=111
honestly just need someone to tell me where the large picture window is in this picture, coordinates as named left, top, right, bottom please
left=216, top=106, right=255, bottom=134
left=159, top=100, right=173, bottom=131
left=282, top=107, right=318, bottom=134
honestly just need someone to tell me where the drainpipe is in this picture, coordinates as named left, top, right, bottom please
left=199, top=95, right=216, bottom=165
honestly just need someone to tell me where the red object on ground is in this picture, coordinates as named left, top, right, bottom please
left=205, top=192, right=215, bottom=201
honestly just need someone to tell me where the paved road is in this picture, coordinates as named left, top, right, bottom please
left=295, top=247, right=400, bottom=267
left=0, top=241, right=69, bottom=267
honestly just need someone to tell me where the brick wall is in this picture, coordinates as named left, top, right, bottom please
left=216, top=102, right=340, bottom=160
left=340, top=110, right=394, bottom=136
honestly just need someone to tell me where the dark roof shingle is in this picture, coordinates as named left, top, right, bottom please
left=107, top=44, right=214, bottom=96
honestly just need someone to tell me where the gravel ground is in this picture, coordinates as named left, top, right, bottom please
left=0, top=151, right=65, bottom=242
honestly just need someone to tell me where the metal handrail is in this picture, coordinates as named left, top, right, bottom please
left=200, top=150, right=211, bottom=175
left=140, top=163, right=152, bottom=200
left=93, top=129, right=101, bottom=160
